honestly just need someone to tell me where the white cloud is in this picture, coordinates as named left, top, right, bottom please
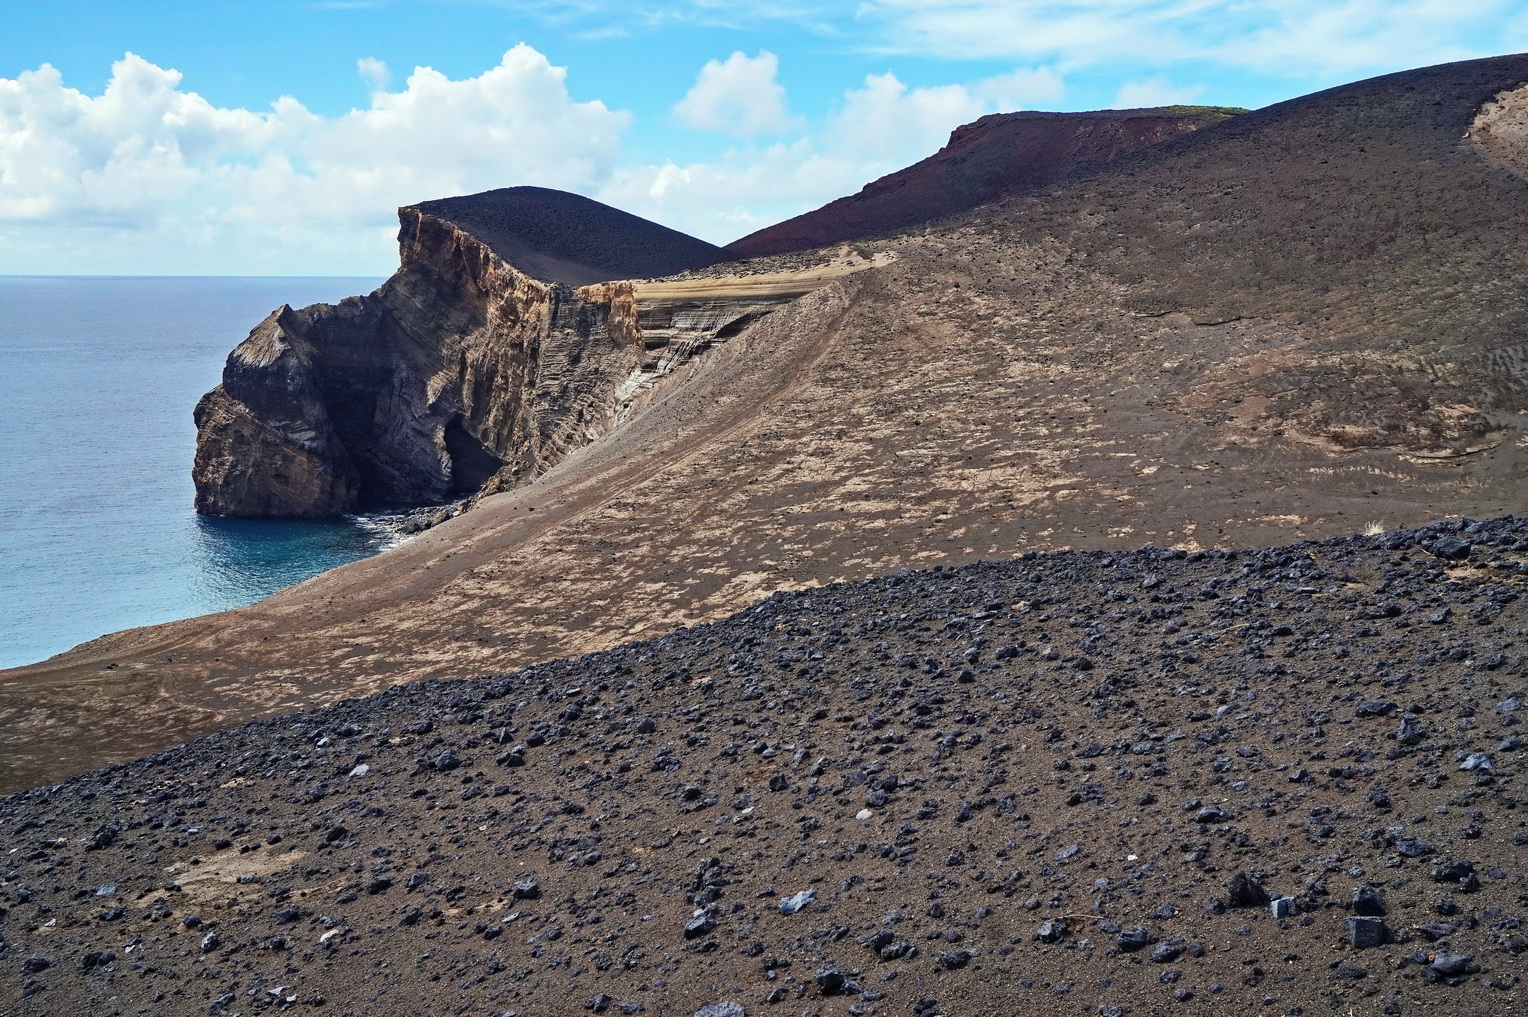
left=543, top=0, right=1513, bottom=81
left=1223, top=0, right=1508, bottom=76
left=0, top=47, right=629, bottom=273
left=831, top=73, right=986, bottom=162
left=0, top=47, right=1080, bottom=269
left=608, top=64, right=1067, bottom=244
left=853, top=0, right=1514, bottom=77
left=672, top=51, right=797, bottom=136
left=357, top=56, right=391, bottom=93
left=1113, top=77, right=1202, bottom=109
left=975, top=66, right=1067, bottom=111
left=829, top=67, right=1063, bottom=163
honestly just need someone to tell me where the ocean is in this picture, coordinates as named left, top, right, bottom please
left=0, top=276, right=395, bottom=669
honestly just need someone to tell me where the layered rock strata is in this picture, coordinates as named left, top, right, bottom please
left=194, top=202, right=767, bottom=517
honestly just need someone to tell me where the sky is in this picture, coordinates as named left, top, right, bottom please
left=1, top=0, right=1526, bottom=275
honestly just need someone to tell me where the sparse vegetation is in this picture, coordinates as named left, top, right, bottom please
left=1147, top=104, right=1251, bottom=118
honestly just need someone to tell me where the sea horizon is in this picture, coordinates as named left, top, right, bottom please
left=0, top=274, right=394, bottom=669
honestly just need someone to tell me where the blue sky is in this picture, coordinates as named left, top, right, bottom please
left=2, top=0, right=1525, bottom=275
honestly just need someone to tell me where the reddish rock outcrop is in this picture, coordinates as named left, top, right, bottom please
left=726, top=106, right=1244, bottom=258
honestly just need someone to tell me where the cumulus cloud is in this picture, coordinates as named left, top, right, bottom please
left=0, top=47, right=629, bottom=273
left=357, top=57, right=391, bottom=93
left=975, top=66, right=1067, bottom=111
left=830, top=73, right=987, bottom=162
left=672, top=51, right=797, bottom=136
left=829, top=67, right=1063, bottom=163
left=610, top=64, right=1067, bottom=243
left=0, top=43, right=1077, bottom=270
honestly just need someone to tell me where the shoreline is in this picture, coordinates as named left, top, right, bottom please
left=0, top=505, right=443, bottom=673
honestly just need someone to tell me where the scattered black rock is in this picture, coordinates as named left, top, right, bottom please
left=815, top=966, right=846, bottom=995
left=693, top=1002, right=744, bottom=1017
left=683, top=909, right=717, bottom=939
left=1346, top=916, right=1388, bottom=949
left=1352, top=886, right=1387, bottom=917
left=1036, top=920, right=1069, bottom=944
left=1428, top=537, right=1473, bottom=561
left=778, top=889, right=815, bottom=915
left=5, top=515, right=1528, bottom=1015
left=1228, top=873, right=1270, bottom=908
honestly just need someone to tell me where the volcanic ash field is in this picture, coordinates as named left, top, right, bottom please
left=4, top=517, right=1528, bottom=1017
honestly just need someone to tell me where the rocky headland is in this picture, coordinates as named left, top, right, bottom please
left=192, top=187, right=745, bottom=518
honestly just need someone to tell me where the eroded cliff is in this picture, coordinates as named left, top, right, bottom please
left=195, top=187, right=887, bottom=518
left=195, top=202, right=742, bottom=517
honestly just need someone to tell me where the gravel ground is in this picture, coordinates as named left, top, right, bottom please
left=4, top=517, right=1528, bottom=1016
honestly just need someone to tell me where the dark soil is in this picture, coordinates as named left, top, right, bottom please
left=407, top=187, right=728, bottom=286
left=725, top=107, right=1239, bottom=259
left=4, top=517, right=1527, bottom=1017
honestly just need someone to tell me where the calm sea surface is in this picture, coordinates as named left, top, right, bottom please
left=0, top=276, right=393, bottom=669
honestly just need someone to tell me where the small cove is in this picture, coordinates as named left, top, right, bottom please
left=0, top=276, right=391, bottom=668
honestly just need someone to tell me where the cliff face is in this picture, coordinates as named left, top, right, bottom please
left=196, top=120, right=1260, bottom=519
left=194, top=196, right=822, bottom=517
left=726, top=106, right=1244, bottom=258
left=194, top=210, right=654, bottom=516
left=191, top=306, right=362, bottom=517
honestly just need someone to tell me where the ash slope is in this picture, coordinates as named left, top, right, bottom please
left=7, top=55, right=1528, bottom=793
left=725, top=106, right=1241, bottom=259
left=408, top=187, right=728, bottom=286
left=4, top=518, right=1528, bottom=1017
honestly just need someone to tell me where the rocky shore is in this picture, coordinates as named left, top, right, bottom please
left=3, top=516, right=1526, bottom=1016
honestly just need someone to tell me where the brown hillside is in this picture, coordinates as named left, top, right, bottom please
left=725, top=106, right=1242, bottom=258
left=409, top=186, right=727, bottom=285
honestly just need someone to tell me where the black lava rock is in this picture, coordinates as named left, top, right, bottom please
left=1036, top=920, right=1068, bottom=944
left=1228, top=872, right=1270, bottom=907
left=815, top=967, right=846, bottom=995
left=1430, top=537, right=1472, bottom=561
left=1352, top=886, right=1387, bottom=916
left=683, top=910, right=717, bottom=939
left=1117, top=926, right=1158, bottom=952
left=1345, top=916, right=1387, bottom=949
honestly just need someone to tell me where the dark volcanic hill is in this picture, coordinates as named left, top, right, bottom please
left=410, top=186, right=728, bottom=286
left=5, top=54, right=1528, bottom=801
left=725, top=106, right=1244, bottom=258
left=3, top=518, right=1527, bottom=1017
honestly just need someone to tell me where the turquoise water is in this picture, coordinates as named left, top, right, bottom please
left=0, top=276, right=392, bottom=669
